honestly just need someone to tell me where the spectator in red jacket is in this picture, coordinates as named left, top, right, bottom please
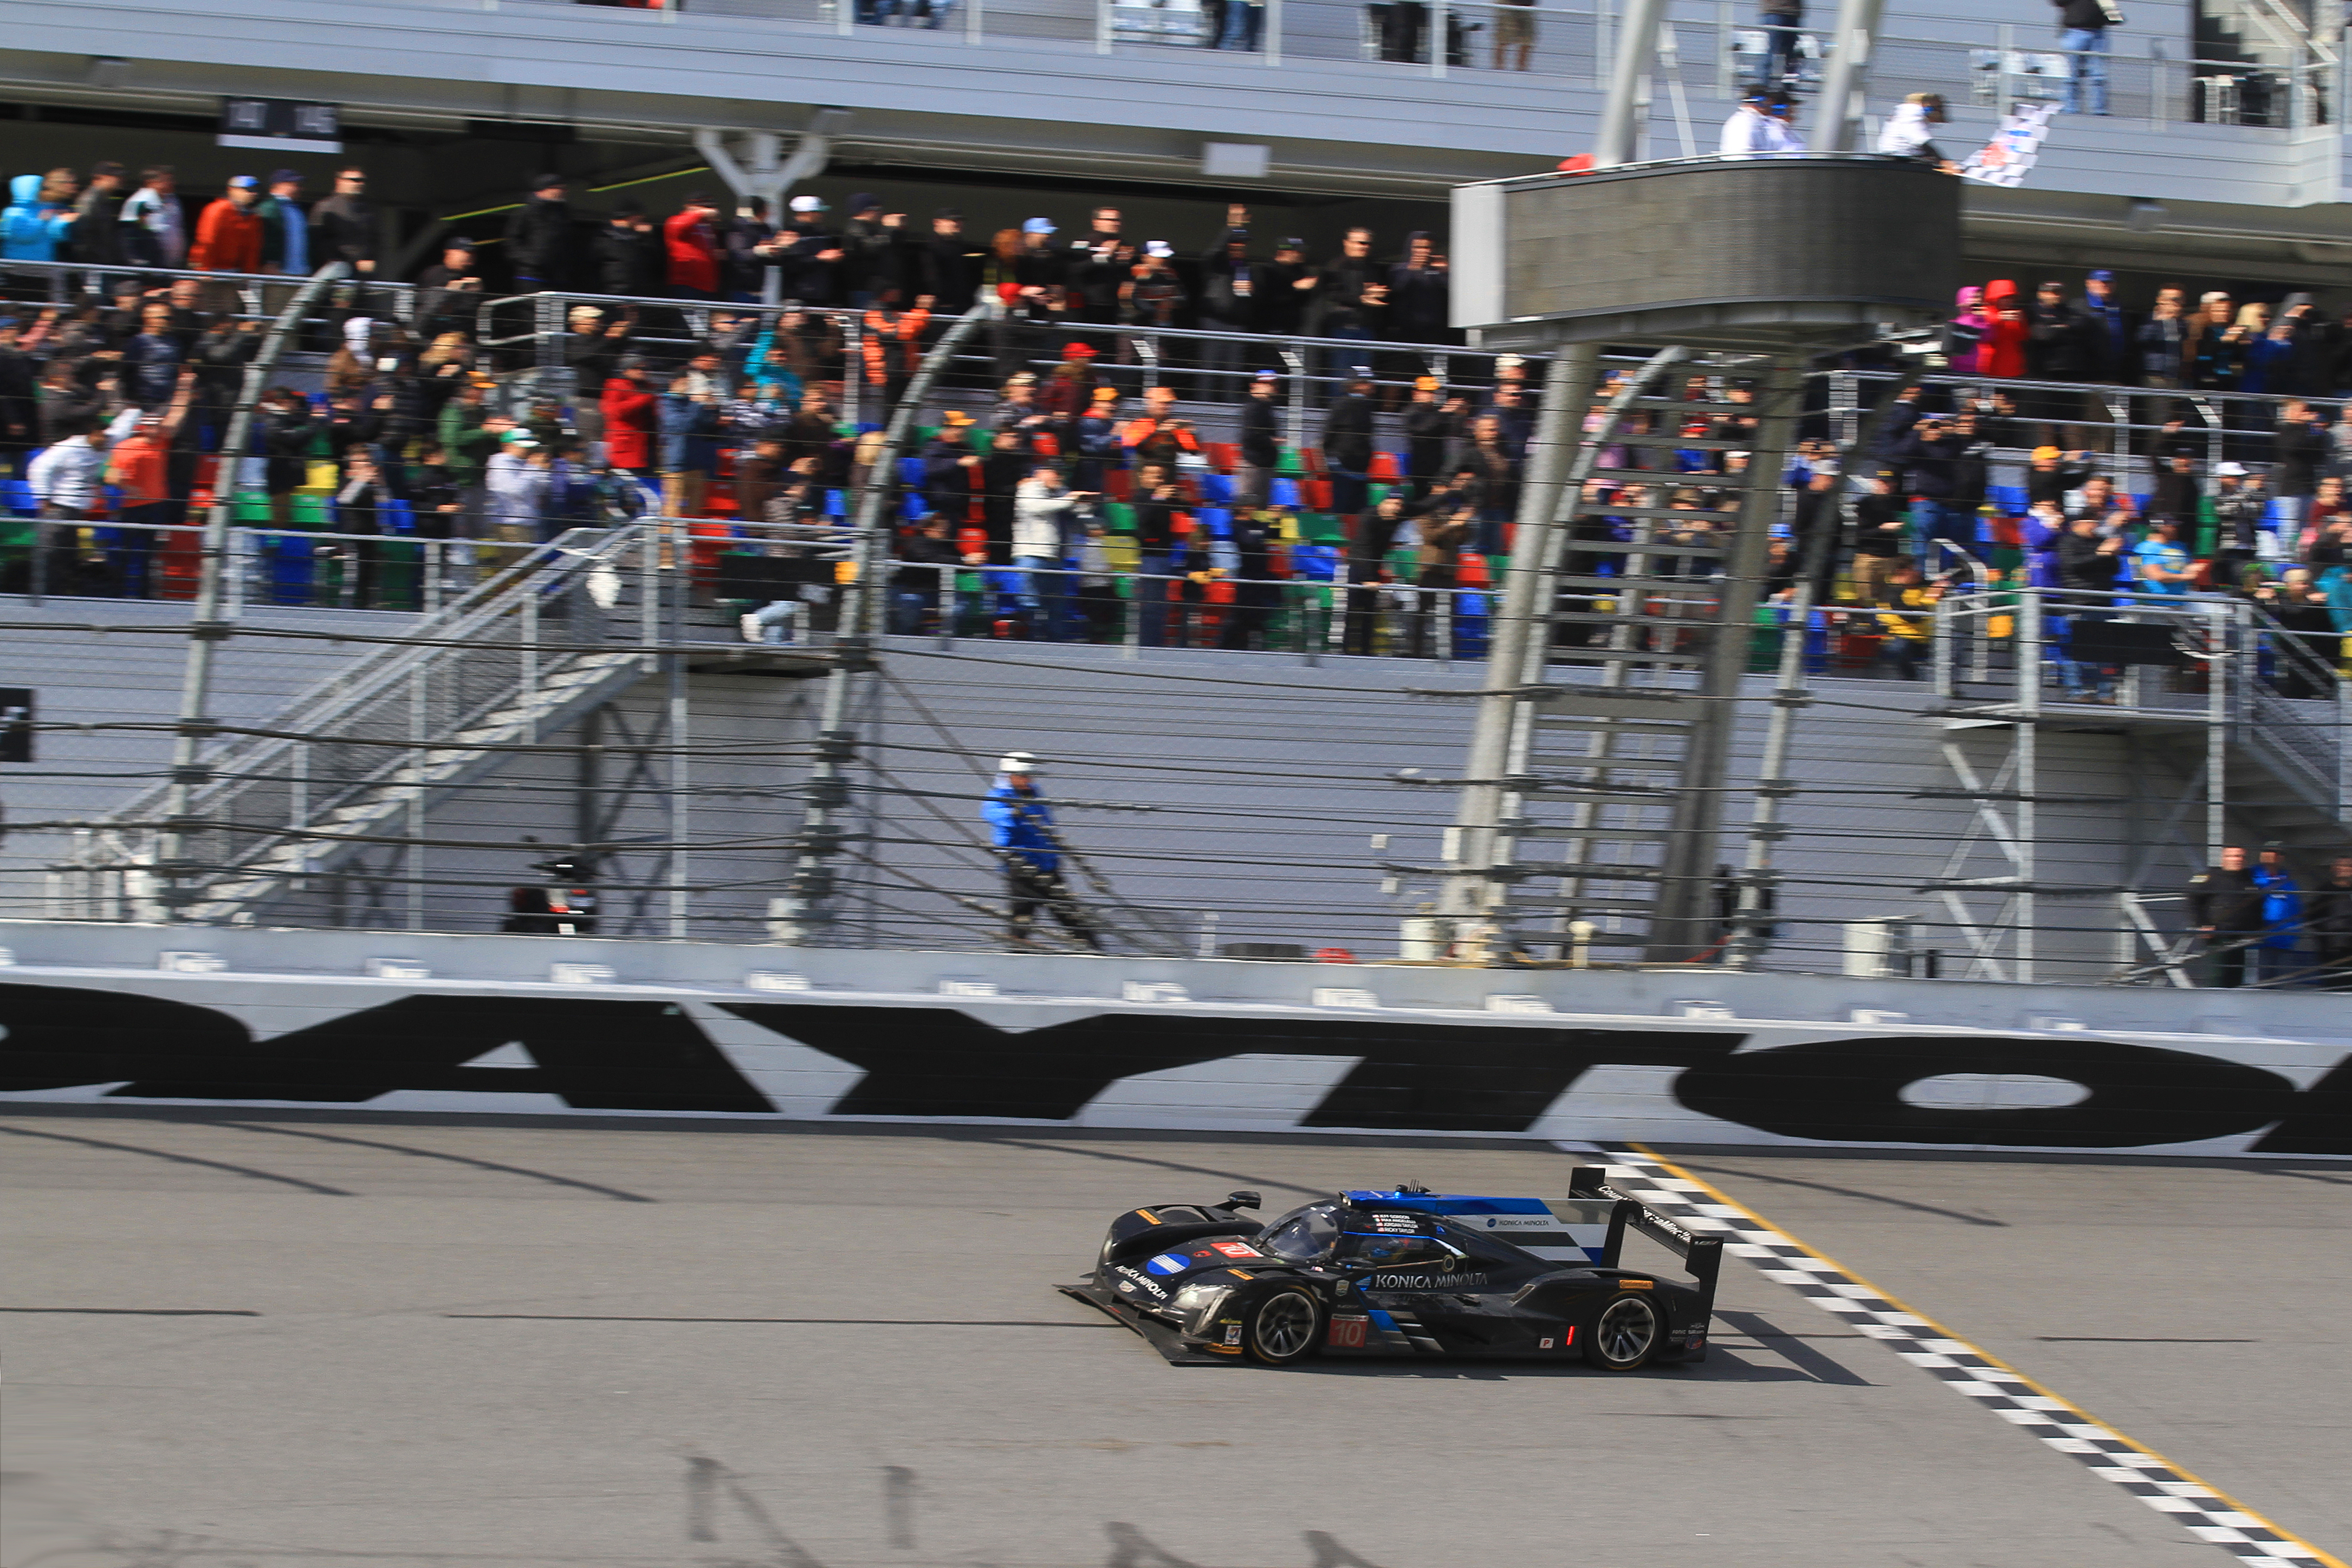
left=188, top=176, right=265, bottom=274
left=600, top=358, right=659, bottom=474
left=664, top=193, right=721, bottom=300
left=1980, top=278, right=2029, bottom=379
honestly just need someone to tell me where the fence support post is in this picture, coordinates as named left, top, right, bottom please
left=156, top=260, right=348, bottom=923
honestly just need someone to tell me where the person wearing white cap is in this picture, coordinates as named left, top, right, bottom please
left=981, top=752, right=1102, bottom=949
left=774, top=195, right=847, bottom=306
left=2207, top=460, right=2267, bottom=584
left=484, top=428, right=551, bottom=548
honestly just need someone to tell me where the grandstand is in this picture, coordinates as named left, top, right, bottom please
left=0, top=245, right=2342, bottom=988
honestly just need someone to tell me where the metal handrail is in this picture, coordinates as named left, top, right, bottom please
left=1, top=258, right=417, bottom=317
left=91, top=523, right=645, bottom=833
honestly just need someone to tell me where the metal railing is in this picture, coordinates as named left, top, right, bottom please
left=2236, top=597, right=2352, bottom=819
left=890, top=557, right=1476, bottom=662
left=480, top=0, right=2342, bottom=132
left=0, top=259, right=419, bottom=328
left=1933, top=581, right=2347, bottom=820
left=57, top=520, right=695, bottom=926
left=8, top=516, right=544, bottom=616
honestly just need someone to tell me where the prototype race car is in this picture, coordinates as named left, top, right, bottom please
left=1059, top=1169, right=1721, bottom=1369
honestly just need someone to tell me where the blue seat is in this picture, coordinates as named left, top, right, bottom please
left=902, top=493, right=930, bottom=521
left=3, top=480, right=35, bottom=515
left=1198, top=473, right=1233, bottom=504
left=826, top=489, right=847, bottom=518
left=379, top=498, right=415, bottom=535
left=899, top=457, right=926, bottom=487
left=1291, top=544, right=1338, bottom=581
left=1988, top=484, right=2028, bottom=513
left=1270, top=477, right=1301, bottom=508
left=1196, top=507, right=1232, bottom=539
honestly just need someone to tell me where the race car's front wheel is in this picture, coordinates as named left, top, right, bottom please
left=1585, top=1292, right=1662, bottom=1371
left=1244, top=1287, right=1322, bottom=1366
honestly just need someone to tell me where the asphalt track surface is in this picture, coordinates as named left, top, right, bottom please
left=3, top=1110, right=2346, bottom=1568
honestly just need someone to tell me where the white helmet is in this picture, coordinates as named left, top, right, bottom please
left=999, top=750, right=1040, bottom=776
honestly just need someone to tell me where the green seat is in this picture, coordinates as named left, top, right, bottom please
left=1275, top=449, right=1306, bottom=477
left=290, top=494, right=329, bottom=529
left=1298, top=511, right=1344, bottom=545
left=967, top=427, right=993, bottom=455
left=1103, top=502, right=1137, bottom=533
left=232, top=491, right=274, bottom=524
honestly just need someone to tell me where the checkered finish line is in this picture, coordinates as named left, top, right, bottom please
left=1594, top=1144, right=2347, bottom=1568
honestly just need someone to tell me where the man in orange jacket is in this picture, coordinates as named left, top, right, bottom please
left=1118, top=384, right=1201, bottom=472
left=861, top=294, right=932, bottom=414
left=189, top=176, right=265, bottom=274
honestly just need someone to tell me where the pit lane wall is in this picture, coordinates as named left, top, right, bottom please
left=1, top=921, right=2344, bottom=1159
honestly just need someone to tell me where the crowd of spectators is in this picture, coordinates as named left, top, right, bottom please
left=2, top=159, right=2349, bottom=681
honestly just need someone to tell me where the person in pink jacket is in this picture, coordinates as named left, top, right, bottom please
left=1946, top=286, right=1989, bottom=375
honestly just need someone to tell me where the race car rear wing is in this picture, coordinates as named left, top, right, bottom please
left=1568, top=1164, right=1724, bottom=1320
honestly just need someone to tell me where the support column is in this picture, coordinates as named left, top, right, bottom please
left=1439, top=345, right=1601, bottom=954
left=1813, top=0, right=1889, bottom=152
left=695, top=111, right=853, bottom=307
left=157, top=261, right=347, bottom=921
left=775, top=300, right=995, bottom=946
left=1592, top=0, right=1672, bottom=166
left=1649, top=354, right=1802, bottom=962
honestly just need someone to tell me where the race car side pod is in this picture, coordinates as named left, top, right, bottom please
left=1570, top=1165, right=1725, bottom=1329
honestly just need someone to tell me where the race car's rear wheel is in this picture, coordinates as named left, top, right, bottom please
left=1244, top=1287, right=1322, bottom=1366
left=1585, top=1292, right=1662, bottom=1372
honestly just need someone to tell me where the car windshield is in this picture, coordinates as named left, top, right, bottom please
left=1259, top=1203, right=1340, bottom=1261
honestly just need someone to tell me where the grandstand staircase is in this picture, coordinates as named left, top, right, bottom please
left=62, top=523, right=765, bottom=927
left=2179, top=620, right=2349, bottom=855
left=1453, top=354, right=1805, bottom=964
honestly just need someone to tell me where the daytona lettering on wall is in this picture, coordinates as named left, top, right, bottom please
left=0, top=982, right=2343, bottom=1158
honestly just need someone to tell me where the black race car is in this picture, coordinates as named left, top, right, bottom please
left=1059, top=1169, right=1721, bottom=1370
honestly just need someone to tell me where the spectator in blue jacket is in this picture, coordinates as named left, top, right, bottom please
left=981, top=750, right=1100, bottom=949
left=2, top=173, right=76, bottom=262
left=2251, top=843, right=2303, bottom=984
left=658, top=373, right=721, bottom=518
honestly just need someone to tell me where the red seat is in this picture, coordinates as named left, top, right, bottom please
left=1106, top=469, right=1132, bottom=501
left=157, top=527, right=202, bottom=600
left=957, top=527, right=988, bottom=556
left=1032, top=433, right=1060, bottom=457
left=1457, top=552, right=1489, bottom=588
left=1368, top=452, right=1401, bottom=481
left=1207, top=442, right=1240, bottom=471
